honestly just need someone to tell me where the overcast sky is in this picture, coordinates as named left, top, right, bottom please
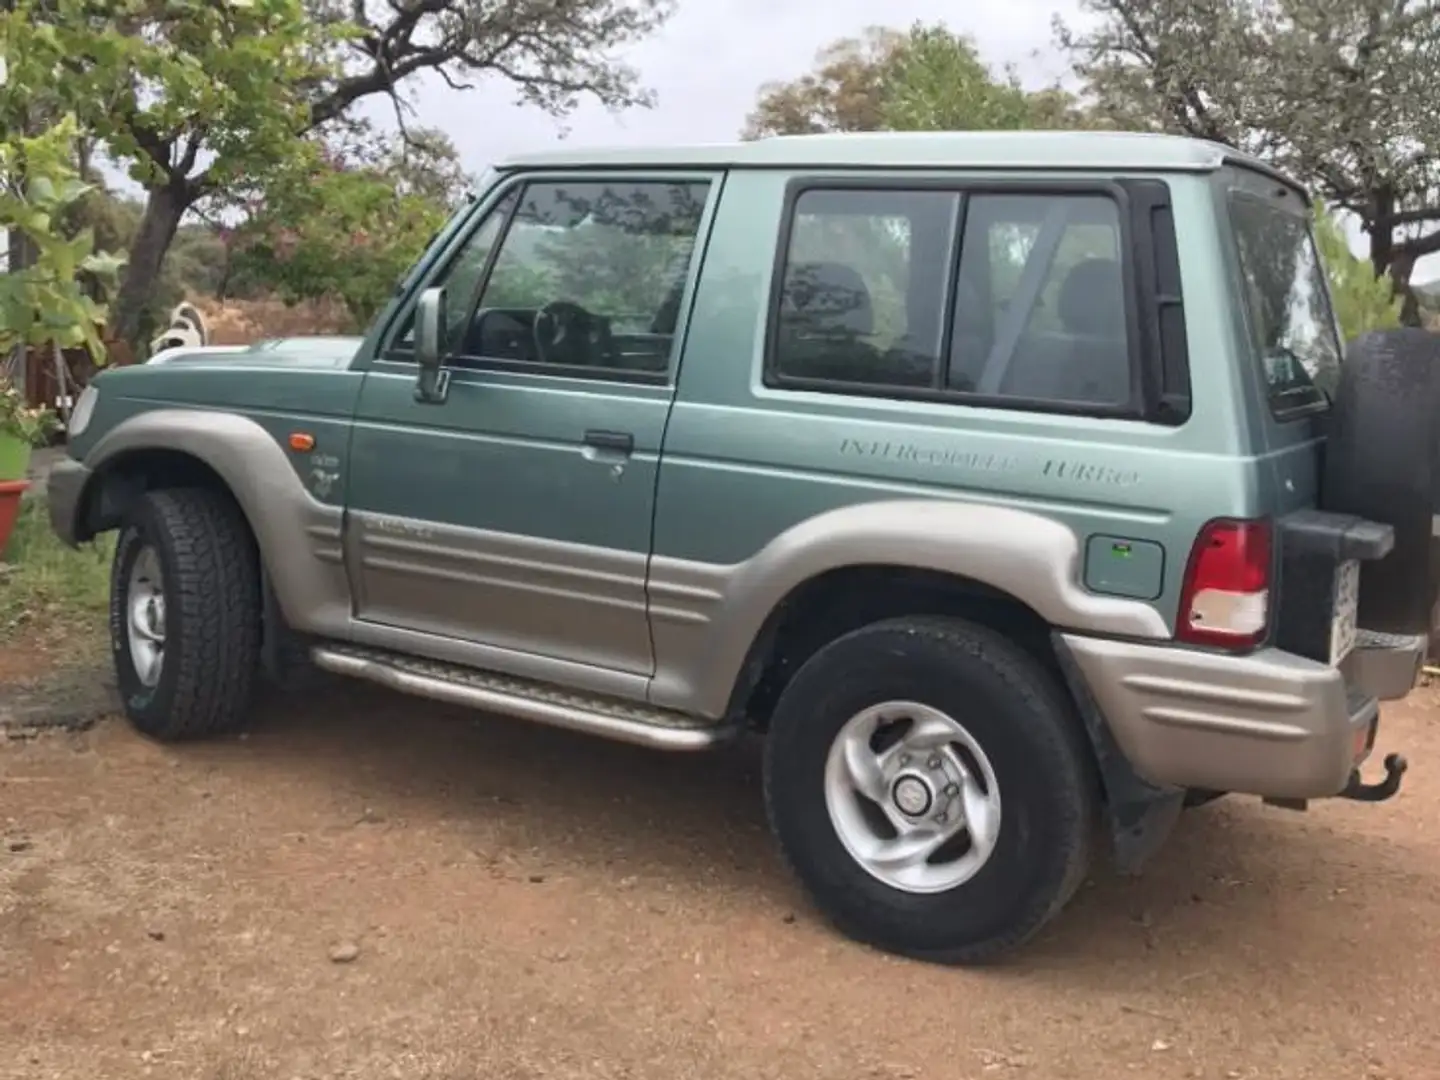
left=362, top=0, right=1386, bottom=267
left=379, top=0, right=1086, bottom=171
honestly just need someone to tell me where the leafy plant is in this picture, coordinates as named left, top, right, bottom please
left=0, top=380, right=58, bottom=447
left=1, top=115, right=126, bottom=364
left=1313, top=203, right=1404, bottom=343
left=1, top=114, right=125, bottom=447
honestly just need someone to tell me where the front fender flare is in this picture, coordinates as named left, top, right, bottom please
left=82, top=409, right=351, bottom=634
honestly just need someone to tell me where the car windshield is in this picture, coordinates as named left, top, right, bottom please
left=1227, top=190, right=1342, bottom=415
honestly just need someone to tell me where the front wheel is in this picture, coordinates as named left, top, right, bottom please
left=110, top=487, right=262, bottom=740
left=763, top=615, right=1097, bottom=965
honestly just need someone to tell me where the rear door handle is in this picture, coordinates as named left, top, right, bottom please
left=583, top=429, right=634, bottom=455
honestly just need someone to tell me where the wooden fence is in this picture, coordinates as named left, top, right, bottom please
left=17, top=339, right=138, bottom=412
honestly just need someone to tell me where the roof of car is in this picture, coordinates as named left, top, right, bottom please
left=497, top=130, right=1301, bottom=189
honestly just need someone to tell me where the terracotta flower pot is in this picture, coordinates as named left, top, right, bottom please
left=0, top=479, right=29, bottom=560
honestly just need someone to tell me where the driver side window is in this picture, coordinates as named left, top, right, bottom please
left=440, top=178, right=711, bottom=376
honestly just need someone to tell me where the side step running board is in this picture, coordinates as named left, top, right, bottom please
left=310, top=643, right=732, bottom=752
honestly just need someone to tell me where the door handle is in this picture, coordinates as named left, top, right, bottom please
left=583, top=429, right=634, bottom=455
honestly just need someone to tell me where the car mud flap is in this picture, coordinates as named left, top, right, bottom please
left=1049, top=633, right=1184, bottom=874
left=1339, top=752, right=1409, bottom=803
left=259, top=564, right=283, bottom=682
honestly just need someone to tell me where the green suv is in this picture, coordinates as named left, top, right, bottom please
left=48, top=131, right=1430, bottom=964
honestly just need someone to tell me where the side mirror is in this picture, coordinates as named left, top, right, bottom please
left=414, top=286, right=450, bottom=404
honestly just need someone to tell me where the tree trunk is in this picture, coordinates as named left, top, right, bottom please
left=1387, top=250, right=1422, bottom=327
left=110, top=183, right=191, bottom=352
left=1368, top=187, right=1394, bottom=276
left=5, top=230, right=36, bottom=396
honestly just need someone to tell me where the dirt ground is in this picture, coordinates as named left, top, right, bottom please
left=2, top=654, right=1439, bottom=1080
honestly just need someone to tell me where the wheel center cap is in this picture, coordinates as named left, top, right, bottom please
left=891, top=774, right=933, bottom=817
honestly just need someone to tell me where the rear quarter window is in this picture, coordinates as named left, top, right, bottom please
left=1226, top=191, right=1342, bottom=416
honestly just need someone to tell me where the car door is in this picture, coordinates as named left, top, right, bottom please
left=344, top=171, right=720, bottom=677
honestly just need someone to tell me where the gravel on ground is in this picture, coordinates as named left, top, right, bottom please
left=2, top=649, right=1438, bottom=1080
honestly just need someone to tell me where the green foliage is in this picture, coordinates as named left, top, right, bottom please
left=531, top=226, right=690, bottom=323
left=0, top=0, right=323, bottom=191
left=60, top=186, right=228, bottom=329
left=0, top=116, right=124, bottom=449
left=231, top=134, right=469, bottom=326
left=0, top=498, right=113, bottom=644
left=880, top=24, right=1091, bottom=132
left=0, top=116, right=124, bottom=364
left=1, top=0, right=333, bottom=345
left=745, top=23, right=1093, bottom=138
left=1312, top=204, right=1404, bottom=343
left=3, top=0, right=676, bottom=346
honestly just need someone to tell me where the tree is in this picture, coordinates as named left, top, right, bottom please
left=878, top=24, right=1093, bottom=133
left=3, top=0, right=676, bottom=351
left=1314, top=203, right=1404, bottom=342
left=1056, top=0, right=1440, bottom=323
left=230, top=130, right=470, bottom=326
left=744, top=23, right=1092, bottom=139
left=743, top=28, right=899, bottom=138
left=2, top=0, right=328, bottom=349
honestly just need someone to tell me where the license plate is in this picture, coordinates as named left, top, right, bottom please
left=1329, top=559, right=1360, bottom=665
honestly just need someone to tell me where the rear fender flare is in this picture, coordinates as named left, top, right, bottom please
left=649, top=499, right=1173, bottom=717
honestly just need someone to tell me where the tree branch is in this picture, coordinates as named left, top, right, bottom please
left=1375, top=205, right=1440, bottom=232
left=1393, top=228, right=1440, bottom=261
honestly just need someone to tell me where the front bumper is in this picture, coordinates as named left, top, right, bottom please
left=46, top=457, right=91, bottom=548
left=1061, top=632, right=1419, bottom=801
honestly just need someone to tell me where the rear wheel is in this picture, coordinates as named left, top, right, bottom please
left=763, top=615, right=1097, bottom=965
left=110, top=487, right=262, bottom=740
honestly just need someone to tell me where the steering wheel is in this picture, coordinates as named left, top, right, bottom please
left=533, top=300, right=615, bottom=367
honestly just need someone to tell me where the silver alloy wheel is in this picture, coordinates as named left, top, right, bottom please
left=823, top=700, right=1002, bottom=894
left=126, top=545, right=167, bottom=688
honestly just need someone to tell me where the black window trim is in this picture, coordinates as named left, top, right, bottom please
left=1123, top=177, right=1192, bottom=423
left=1223, top=186, right=1337, bottom=423
left=376, top=170, right=719, bottom=389
left=761, top=174, right=1189, bottom=425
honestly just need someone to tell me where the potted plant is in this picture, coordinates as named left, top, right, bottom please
left=0, top=379, right=57, bottom=555
left=1, top=378, right=56, bottom=475
left=0, top=114, right=124, bottom=556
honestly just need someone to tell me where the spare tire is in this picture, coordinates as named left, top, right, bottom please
left=1321, top=328, right=1440, bottom=636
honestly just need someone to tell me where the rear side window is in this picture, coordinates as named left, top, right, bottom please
left=1227, top=192, right=1341, bottom=415
left=950, top=194, right=1129, bottom=404
left=773, top=188, right=960, bottom=388
left=769, top=186, right=1134, bottom=411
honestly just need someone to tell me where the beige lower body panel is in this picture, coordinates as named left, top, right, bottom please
left=1061, top=634, right=1375, bottom=800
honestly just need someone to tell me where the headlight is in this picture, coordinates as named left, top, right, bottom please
left=67, top=385, right=99, bottom=439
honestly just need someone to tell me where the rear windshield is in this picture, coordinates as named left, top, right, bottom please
left=1227, top=191, right=1342, bottom=415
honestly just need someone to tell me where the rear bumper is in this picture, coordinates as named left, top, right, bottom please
left=1341, top=630, right=1427, bottom=701
left=1061, top=632, right=1418, bottom=800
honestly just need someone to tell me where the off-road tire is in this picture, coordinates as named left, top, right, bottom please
left=763, top=615, right=1097, bottom=965
left=110, top=486, right=262, bottom=740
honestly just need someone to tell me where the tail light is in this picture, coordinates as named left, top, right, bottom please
left=1176, top=518, right=1272, bottom=649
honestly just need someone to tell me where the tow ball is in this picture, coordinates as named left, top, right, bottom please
left=1340, top=752, right=1409, bottom=803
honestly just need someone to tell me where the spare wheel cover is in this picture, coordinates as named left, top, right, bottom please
left=1321, top=327, right=1440, bottom=636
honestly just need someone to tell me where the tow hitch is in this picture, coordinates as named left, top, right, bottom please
left=1340, top=752, right=1409, bottom=803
